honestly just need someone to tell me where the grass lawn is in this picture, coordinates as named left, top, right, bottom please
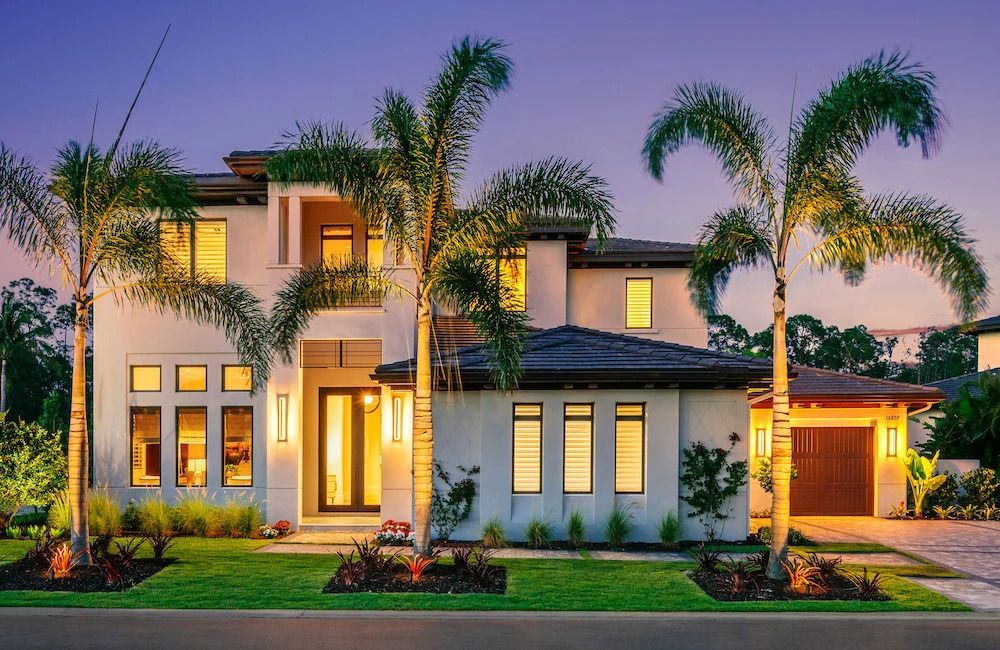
left=0, top=538, right=967, bottom=612
left=702, top=542, right=896, bottom=554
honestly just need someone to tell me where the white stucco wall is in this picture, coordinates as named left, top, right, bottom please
left=979, top=331, right=1000, bottom=371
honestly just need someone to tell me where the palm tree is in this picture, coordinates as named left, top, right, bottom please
left=0, top=295, right=48, bottom=412
left=643, top=51, right=988, bottom=578
left=0, top=139, right=270, bottom=563
left=267, top=37, right=615, bottom=553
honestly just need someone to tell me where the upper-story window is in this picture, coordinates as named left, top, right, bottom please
left=321, top=225, right=354, bottom=264
left=625, top=277, right=652, bottom=329
left=159, top=219, right=227, bottom=282
left=498, top=247, right=526, bottom=312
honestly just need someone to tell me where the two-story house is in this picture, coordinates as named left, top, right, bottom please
left=94, top=150, right=944, bottom=541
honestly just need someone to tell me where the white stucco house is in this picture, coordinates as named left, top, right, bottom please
left=93, top=151, right=944, bottom=542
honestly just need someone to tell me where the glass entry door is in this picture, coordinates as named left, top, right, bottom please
left=319, top=389, right=381, bottom=512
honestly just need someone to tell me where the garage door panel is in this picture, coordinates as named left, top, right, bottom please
left=790, top=427, right=873, bottom=516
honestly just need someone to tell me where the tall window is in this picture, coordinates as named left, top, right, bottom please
left=176, top=365, right=207, bottom=392
left=498, top=247, right=526, bottom=311
left=512, top=403, right=542, bottom=493
left=222, top=365, right=253, bottom=391
left=367, top=228, right=384, bottom=267
left=130, top=365, right=160, bottom=392
left=321, top=225, right=354, bottom=263
left=615, top=403, right=646, bottom=493
left=177, top=407, right=207, bottom=488
left=158, top=220, right=227, bottom=282
left=563, top=403, right=593, bottom=494
left=625, top=277, right=652, bottom=329
left=130, top=407, right=161, bottom=487
left=223, top=407, right=253, bottom=487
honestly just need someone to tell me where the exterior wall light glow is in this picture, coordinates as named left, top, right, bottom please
left=756, top=427, right=767, bottom=456
left=887, top=426, right=898, bottom=457
left=277, top=394, right=288, bottom=442
left=392, top=396, right=403, bottom=442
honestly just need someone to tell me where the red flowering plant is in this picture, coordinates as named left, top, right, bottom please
left=374, top=520, right=413, bottom=545
left=274, top=520, right=291, bottom=534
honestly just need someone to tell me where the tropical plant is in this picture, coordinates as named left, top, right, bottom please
left=750, top=457, right=798, bottom=494
left=566, top=509, right=586, bottom=547
left=146, top=531, right=175, bottom=562
left=351, top=537, right=397, bottom=574
left=721, top=558, right=759, bottom=595
left=747, top=550, right=770, bottom=574
left=903, top=448, right=948, bottom=518
left=335, top=551, right=366, bottom=588
left=265, top=37, right=615, bottom=554
left=782, top=557, right=824, bottom=595
left=922, top=374, right=1000, bottom=467
left=0, top=414, right=67, bottom=528
left=47, top=542, right=82, bottom=579
left=604, top=503, right=635, bottom=548
left=525, top=516, right=553, bottom=548
left=644, top=51, right=988, bottom=578
left=802, top=552, right=843, bottom=582
left=888, top=502, right=911, bottom=519
left=453, top=545, right=499, bottom=587
left=679, top=434, right=748, bottom=540
left=688, top=543, right=723, bottom=572
left=88, top=487, right=122, bottom=537
left=46, top=491, right=70, bottom=533
left=932, top=504, right=956, bottom=520
left=658, top=511, right=681, bottom=548
left=956, top=504, right=980, bottom=521
left=959, top=468, right=1000, bottom=508
left=430, top=463, right=480, bottom=540
left=847, top=568, right=888, bottom=600
left=481, top=516, right=509, bottom=549
left=397, top=550, right=440, bottom=582
left=24, top=531, right=59, bottom=567
left=99, top=557, right=124, bottom=588
left=112, top=537, right=145, bottom=569
left=982, top=505, right=1000, bottom=521
left=138, top=497, right=174, bottom=536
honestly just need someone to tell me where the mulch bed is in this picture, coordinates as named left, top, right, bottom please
left=690, top=569, right=888, bottom=602
left=324, top=563, right=506, bottom=595
left=0, top=557, right=171, bottom=593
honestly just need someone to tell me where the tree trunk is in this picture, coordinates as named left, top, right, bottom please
left=766, top=271, right=791, bottom=580
left=67, top=302, right=91, bottom=564
left=0, top=356, right=7, bottom=413
left=411, top=293, right=434, bottom=555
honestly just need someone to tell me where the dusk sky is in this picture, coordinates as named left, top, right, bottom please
left=1, top=0, right=997, bottom=333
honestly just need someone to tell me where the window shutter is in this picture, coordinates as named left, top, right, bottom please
left=300, top=340, right=382, bottom=368
left=563, top=404, right=593, bottom=493
left=615, top=403, right=645, bottom=493
left=513, top=403, right=542, bottom=493
left=625, top=278, right=652, bottom=329
left=195, top=220, right=227, bottom=282
left=159, top=221, right=191, bottom=273
left=499, top=249, right=526, bottom=312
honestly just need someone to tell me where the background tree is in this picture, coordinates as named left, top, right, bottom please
left=267, top=37, right=615, bottom=553
left=0, top=287, right=49, bottom=413
left=707, top=314, right=753, bottom=355
left=645, top=51, right=987, bottom=577
left=0, top=413, right=67, bottom=529
left=921, top=372, right=1000, bottom=467
left=896, top=327, right=977, bottom=383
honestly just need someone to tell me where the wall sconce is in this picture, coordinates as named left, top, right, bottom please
left=363, top=392, right=381, bottom=414
left=756, top=427, right=767, bottom=456
left=392, top=396, right=403, bottom=442
left=277, top=394, right=288, bottom=442
left=887, top=426, right=898, bottom=457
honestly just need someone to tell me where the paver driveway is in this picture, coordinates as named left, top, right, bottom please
left=792, top=516, right=1000, bottom=611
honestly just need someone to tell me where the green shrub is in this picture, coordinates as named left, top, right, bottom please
left=525, top=517, right=552, bottom=548
left=122, top=501, right=141, bottom=532
left=0, top=415, right=68, bottom=528
left=960, top=468, right=1000, bottom=508
left=89, top=488, right=122, bottom=536
left=481, top=516, right=508, bottom=548
left=658, top=511, right=681, bottom=547
left=757, top=525, right=811, bottom=546
left=5, top=525, right=22, bottom=539
left=214, top=499, right=263, bottom=538
left=566, top=509, right=586, bottom=547
left=605, top=504, right=634, bottom=548
left=47, top=491, right=70, bottom=532
left=174, top=493, right=216, bottom=536
left=922, top=472, right=959, bottom=514
left=138, top=497, right=174, bottom=536
left=11, top=511, right=48, bottom=527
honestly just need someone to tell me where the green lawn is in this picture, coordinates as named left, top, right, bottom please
left=0, top=538, right=967, bottom=612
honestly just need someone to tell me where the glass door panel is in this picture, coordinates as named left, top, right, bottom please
left=319, top=389, right=380, bottom=512
left=364, top=405, right=381, bottom=506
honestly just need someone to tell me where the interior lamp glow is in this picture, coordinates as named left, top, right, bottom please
left=277, top=394, right=288, bottom=442
left=887, top=426, right=898, bottom=457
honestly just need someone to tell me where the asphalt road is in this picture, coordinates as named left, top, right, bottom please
left=4, top=609, right=1000, bottom=649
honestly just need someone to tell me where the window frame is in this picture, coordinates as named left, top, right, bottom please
left=614, top=402, right=647, bottom=495
left=176, top=406, right=209, bottom=489
left=129, top=406, right=161, bottom=487
left=175, top=364, right=208, bottom=392
left=321, top=223, right=354, bottom=262
left=129, top=365, right=161, bottom=392
left=511, top=402, right=543, bottom=494
left=158, top=218, right=227, bottom=281
left=562, top=402, right=594, bottom=495
left=221, top=364, right=253, bottom=392
left=625, top=277, right=653, bottom=329
left=221, top=405, right=253, bottom=488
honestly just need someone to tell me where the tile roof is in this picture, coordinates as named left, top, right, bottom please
left=784, top=366, right=945, bottom=403
left=583, top=238, right=696, bottom=254
left=925, top=368, right=1000, bottom=401
left=971, top=315, right=1000, bottom=334
left=573, top=238, right=696, bottom=267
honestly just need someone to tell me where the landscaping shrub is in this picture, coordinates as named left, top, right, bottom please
left=679, top=434, right=748, bottom=540
left=525, top=517, right=552, bottom=548
left=122, top=500, right=141, bottom=532
left=959, top=468, right=1000, bottom=508
left=566, top=509, right=586, bottom=547
left=846, top=568, right=887, bottom=600
left=757, top=525, right=811, bottom=546
left=921, top=471, right=959, bottom=514
left=903, top=448, right=947, bottom=517
left=138, top=497, right=174, bottom=536
left=430, top=463, right=479, bottom=540
left=688, top=543, right=723, bottom=572
left=481, top=516, right=508, bottom=548
left=604, top=503, right=634, bottom=548
left=658, top=511, right=681, bottom=548
left=174, top=493, right=216, bottom=536
left=214, top=499, right=263, bottom=538
left=0, top=414, right=67, bottom=529
left=89, top=488, right=122, bottom=537
left=46, top=492, right=70, bottom=533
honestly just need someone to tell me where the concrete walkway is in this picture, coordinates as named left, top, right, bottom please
left=792, top=516, right=1000, bottom=611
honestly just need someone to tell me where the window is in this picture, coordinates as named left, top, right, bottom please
left=512, top=403, right=542, bottom=493
left=222, top=365, right=253, bottom=392
left=177, top=407, right=207, bottom=488
left=615, top=403, right=646, bottom=493
left=625, top=278, right=652, bottom=329
left=130, top=365, right=161, bottom=392
left=321, top=225, right=354, bottom=263
left=498, top=248, right=526, bottom=311
left=299, top=340, right=382, bottom=368
left=563, top=403, right=593, bottom=494
left=130, top=407, right=160, bottom=486
left=222, top=407, right=253, bottom=487
left=158, top=219, right=227, bottom=282
left=367, top=228, right=384, bottom=267
left=176, top=365, right=207, bottom=392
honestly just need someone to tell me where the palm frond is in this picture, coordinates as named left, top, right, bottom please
left=688, top=205, right=775, bottom=316
left=802, top=193, right=989, bottom=321
left=643, top=82, right=777, bottom=207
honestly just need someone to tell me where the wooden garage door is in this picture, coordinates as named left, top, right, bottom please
left=791, top=427, right=873, bottom=516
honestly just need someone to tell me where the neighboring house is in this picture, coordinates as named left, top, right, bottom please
left=93, top=150, right=943, bottom=541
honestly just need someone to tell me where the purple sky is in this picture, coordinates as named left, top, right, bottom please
left=1, top=0, right=997, bottom=331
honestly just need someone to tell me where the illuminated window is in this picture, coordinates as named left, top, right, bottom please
left=498, top=248, right=526, bottom=312
left=512, top=403, right=542, bottom=493
left=223, top=406, right=253, bottom=487
left=367, top=228, right=384, bottom=267
left=130, top=365, right=161, bottom=392
left=615, top=403, right=645, bottom=494
left=563, top=404, right=593, bottom=494
left=130, top=407, right=160, bottom=487
left=321, top=225, right=354, bottom=264
left=625, top=278, right=652, bottom=329
left=177, top=407, right=207, bottom=488
left=222, top=365, right=253, bottom=392
left=176, top=365, right=207, bottom=392
left=158, top=219, right=227, bottom=282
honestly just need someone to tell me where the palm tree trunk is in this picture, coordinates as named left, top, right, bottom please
left=67, top=302, right=91, bottom=565
left=412, top=292, right=434, bottom=554
left=766, top=271, right=791, bottom=580
left=0, top=357, right=7, bottom=413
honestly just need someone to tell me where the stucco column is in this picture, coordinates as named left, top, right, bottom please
left=288, top=196, right=302, bottom=265
left=267, top=195, right=281, bottom=265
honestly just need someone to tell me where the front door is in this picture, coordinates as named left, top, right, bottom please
left=319, top=389, right=381, bottom=512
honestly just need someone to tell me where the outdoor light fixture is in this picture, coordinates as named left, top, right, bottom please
left=277, top=394, right=288, bottom=442
left=363, top=392, right=381, bottom=413
left=392, top=396, right=403, bottom=442
left=756, top=427, right=767, bottom=456
left=887, top=426, right=898, bottom=457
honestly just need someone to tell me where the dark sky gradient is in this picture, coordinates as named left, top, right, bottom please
left=1, top=0, right=997, bottom=330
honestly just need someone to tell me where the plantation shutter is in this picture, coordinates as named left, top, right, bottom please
left=615, top=403, right=645, bottom=493
left=158, top=221, right=192, bottom=274
left=195, top=220, right=227, bottom=282
left=513, top=403, right=542, bottom=493
left=499, top=248, right=527, bottom=312
left=563, top=404, right=593, bottom=493
left=625, top=278, right=652, bottom=329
